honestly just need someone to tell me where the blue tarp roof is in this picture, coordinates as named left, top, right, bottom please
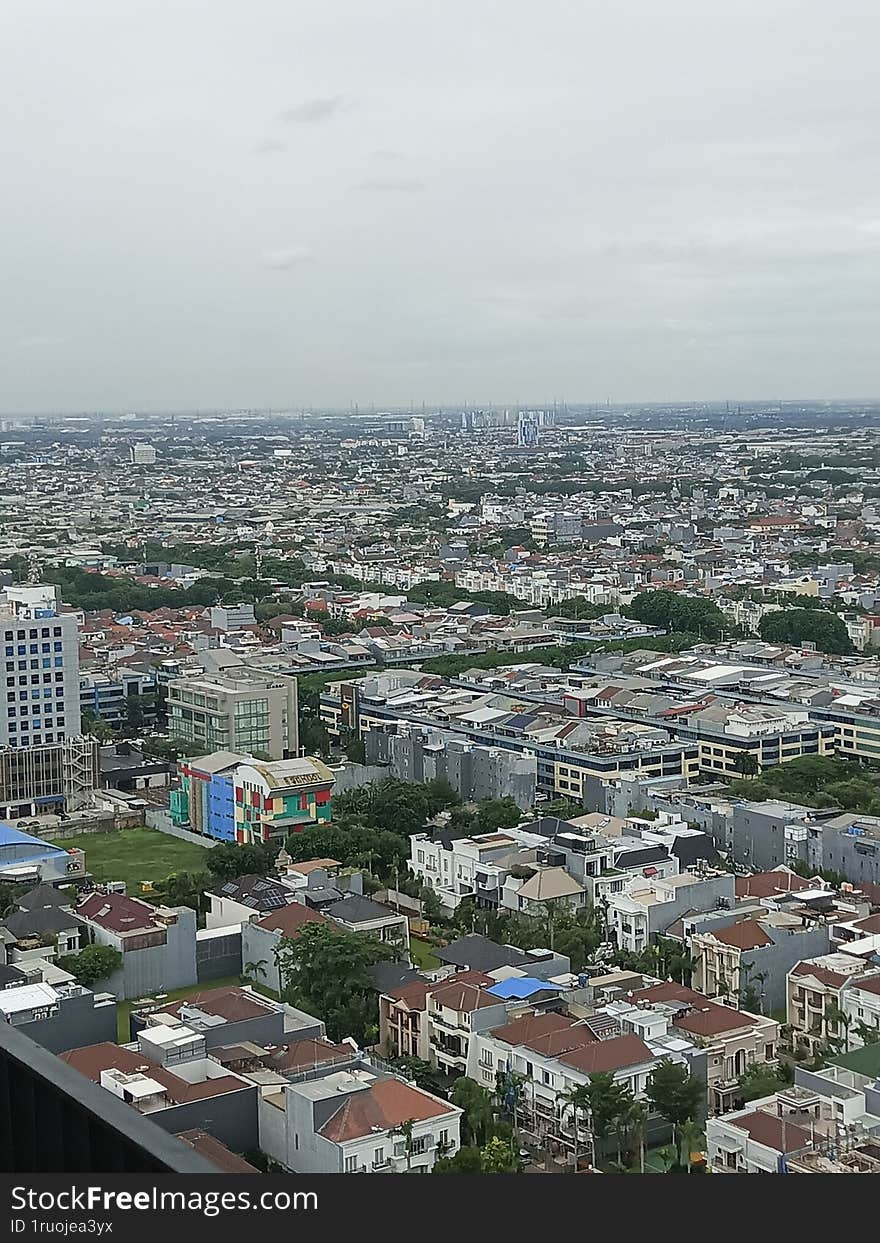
left=486, top=977, right=564, bottom=1000
left=0, top=822, right=66, bottom=856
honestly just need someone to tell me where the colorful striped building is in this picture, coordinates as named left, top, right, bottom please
left=171, top=752, right=334, bottom=844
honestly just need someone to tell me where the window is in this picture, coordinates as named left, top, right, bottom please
left=344, top=1155, right=357, bottom=1173
left=373, top=1147, right=386, bottom=1166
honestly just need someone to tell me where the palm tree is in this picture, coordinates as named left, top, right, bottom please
left=826, top=1000, right=852, bottom=1053
left=677, top=1119, right=703, bottom=1172
left=451, top=1079, right=494, bottom=1147
left=558, top=1083, right=592, bottom=1171
left=242, top=959, right=268, bottom=985
left=855, top=1020, right=880, bottom=1047
left=621, top=1098, right=648, bottom=1172
left=390, top=1119, right=416, bottom=1172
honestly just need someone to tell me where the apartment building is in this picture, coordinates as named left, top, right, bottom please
left=208, top=604, right=256, bottom=632
left=80, top=668, right=159, bottom=726
left=167, top=668, right=298, bottom=759
left=371, top=722, right=537, bottom=809
left=320, top=672, right=701, bottom=802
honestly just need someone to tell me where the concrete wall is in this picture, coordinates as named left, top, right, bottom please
left=195, top=928, right=242, bottom=982
left=821, top=825, right=880, bottom=888
left=150, top=1084, right=258, bottom=1154
left=240, top=922, right=283, bottom=997
left=647, top=874, right=736, bottom=938
left=329, top=762, right=389, bottom=794
left=145, top=807, right=217, bottom=849
left=741, top=923, right=832, bottom=1013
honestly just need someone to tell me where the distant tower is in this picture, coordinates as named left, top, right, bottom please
left=130, top=442, right=157, bottom=466
left=517, top=412, right=539, bottom=448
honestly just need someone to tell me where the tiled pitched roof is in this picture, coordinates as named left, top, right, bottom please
left=318, top=1079, right=454, bottom=1143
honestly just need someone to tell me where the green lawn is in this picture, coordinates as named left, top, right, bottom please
left=410, top=937, right=440, bottom=970
left=48, top=828, right=211, bottom=897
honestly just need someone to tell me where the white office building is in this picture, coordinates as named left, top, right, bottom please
left=0, top=585, right=81, bottom=748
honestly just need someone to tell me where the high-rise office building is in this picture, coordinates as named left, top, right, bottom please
left=130, top=442, right=157, bottom=465
left=517, top=412, right=539, bottom=447
left=0, top=585, right=81, bottom=748
left=167, top=668, right=299, bottom=760
left=0, top=584, right=96, bottom=818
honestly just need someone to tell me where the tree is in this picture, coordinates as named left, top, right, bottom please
left=242, top=959, right=268, bottom=985
left=451, top=1078, right=495, bottom=1147
left=558, top=1083, right=591, bottom=1170
left=274, top=923, right=397, bottom=1045
left=645, top=1060, right=704, bottom=1156
left=474, top=798, right=522, bottom=833
left=676, top=1118, right=704, bottom=1172
left=386, top=1056, right=439, bottom=1093
left=584, top=1072, right=630, bottom=1158
left=479, top=1135, right=519, bottom=1173
left=737, top=1060, right=793, bottom=1103
left=626, top=589, right=726, bottom=640
left=57, top=944, right=122, bottom=987
left=0, top=882, right=31, bottom=919
left=855, top=1021, right=880, bottom=1047
left=758, top=608, right=854, bottom=655
left=826, top=999, right=852, bottom=1053
left=620, top=1098, right=648, bottom=1172
left=156, top=870, right=210, bottom=913
left=344, top=733, right=366, bottom=764
left=733, top=751, right=760, bottom=778
left=205, top=841, right=278, bottom=882
left=432, top=1145, right=484, bottom=1173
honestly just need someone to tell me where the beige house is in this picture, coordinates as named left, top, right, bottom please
left=786, top=954, right=874, bottom=1054
left=671, top=995, right=779, bottom=1114
left=503, top=866, right=587, bottom=915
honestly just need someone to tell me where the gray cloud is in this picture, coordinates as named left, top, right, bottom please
left=356, top=176, right=425, bottom=193
left=279, top=96, right=345, bottom=124
left=261, top=246, right=313, bottom=270
left=0, top=0, right=878, bottom=410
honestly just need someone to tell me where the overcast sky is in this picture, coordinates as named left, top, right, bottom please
left=1, top=0, right=878, bottom=412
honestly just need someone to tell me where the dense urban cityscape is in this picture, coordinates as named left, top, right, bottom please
left=3, top=403, right=880, bottom=1177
